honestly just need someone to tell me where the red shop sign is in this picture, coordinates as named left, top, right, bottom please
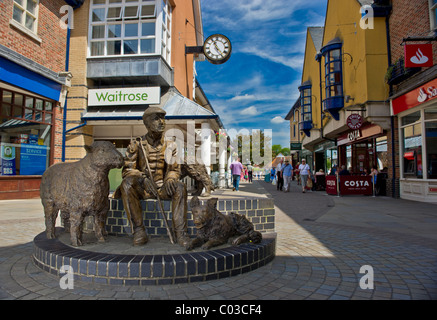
left=326, top=176, right=337, bottom=195
left=392, top=78, right=437, bottom=115
left=404, top=44, right=433, bottom=68
left=340, top=176, right=373, bottom=195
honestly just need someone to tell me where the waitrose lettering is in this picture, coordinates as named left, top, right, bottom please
left=88, top=87, right=160, bottom=106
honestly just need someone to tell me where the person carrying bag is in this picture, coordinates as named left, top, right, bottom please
left=298, top=159, right=311, bottom=193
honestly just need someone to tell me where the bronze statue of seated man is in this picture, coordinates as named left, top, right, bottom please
left=114, top=106, right=191, bottom=247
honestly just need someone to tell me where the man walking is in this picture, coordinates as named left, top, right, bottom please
left=230, top=157, right=244, bottom=191
left=282, top=160, right=293, bottom=192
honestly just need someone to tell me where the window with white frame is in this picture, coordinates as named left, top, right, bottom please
left=12, top=0, right=39, bottom=34
left=161, top=0, right=172, bottom=64
left=89, top=0, right=172, bottom=62
left=429, top=0, right=437, bottom=30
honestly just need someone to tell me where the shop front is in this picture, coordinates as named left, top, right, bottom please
left=0, top=55, right=69, bottom=199
left=392, top=77, right=437, bottom=203
left=337, top=123, right=388, bottom=175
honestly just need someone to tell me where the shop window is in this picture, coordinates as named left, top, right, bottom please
left=429, top=0, right=437, bottom=30
left=321, top=39, right=344, bottom=121
left=89, top=0, right=170, bottom=60
left=298, top=82, right=312, bottom=137
left=12, top=0, right=39, bottom=34
left=425, top=107, right=437, bottom=179
left=0, top=88, right=54, bottom=176
left=401, top=111, right=422, bottom=179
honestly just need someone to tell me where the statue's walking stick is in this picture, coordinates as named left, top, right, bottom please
left=137, top=137, right=176, bottom=244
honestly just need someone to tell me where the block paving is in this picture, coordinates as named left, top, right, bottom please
left=0, top=180, right=437, bottom=300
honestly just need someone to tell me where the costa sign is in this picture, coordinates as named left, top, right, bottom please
left=347, top=114, right=363, bottom=130
left=325, top=175, right=373, bottom=195
left=392, top=78, right=437, bottom=115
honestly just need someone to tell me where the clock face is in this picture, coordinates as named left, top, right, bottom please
left=203, top=34, right=232, bottom=65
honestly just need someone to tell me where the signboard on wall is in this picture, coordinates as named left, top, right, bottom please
left=1, top=144, right=16, bottom=175
left=88, top=87, right=161, bottom=106
left=20, top=144, right=47, bottom=175
left=392, top=78, right=437, bottom=115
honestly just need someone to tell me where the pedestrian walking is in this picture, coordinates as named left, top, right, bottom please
left=276, top=159, right=284, bottom=191
left=282, top=160, right=293, bottom=192
left=298, top=159, right=311, bottom=193
left=247, top=163, right=253, bottom=183
left=230, top=158, right=244, bottom=191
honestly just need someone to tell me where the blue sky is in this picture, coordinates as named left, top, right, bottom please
left=196, top=0, right=328, bottom=148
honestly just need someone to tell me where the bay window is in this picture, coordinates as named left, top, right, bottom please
left=321, top=39, right=344, bottom=121
left=298, top=82, right=313, bottom=137
left=89, top=0, right=171, bottom=62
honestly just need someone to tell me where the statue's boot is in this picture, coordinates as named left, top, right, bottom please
left=133, top=226, right=148, bottom=246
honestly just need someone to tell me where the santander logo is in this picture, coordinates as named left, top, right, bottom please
left=410, top=48, right=429, bottom=65
left=417, top=86, right=437, bottom=103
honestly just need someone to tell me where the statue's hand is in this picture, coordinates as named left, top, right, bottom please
left=163, top=178, right=178, bottom=196
left=142, top=177, right=157, bottom=196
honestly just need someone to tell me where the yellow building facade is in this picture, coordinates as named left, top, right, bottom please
left=288, top=0, right=392, bottom=177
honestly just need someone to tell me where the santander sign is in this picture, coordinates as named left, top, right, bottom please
left=417, top=86, right=437, bottom=103
left=392, top=78, right=437, bottom=115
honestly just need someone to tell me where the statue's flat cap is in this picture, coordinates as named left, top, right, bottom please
left=142, top=106, right=166, bottom=120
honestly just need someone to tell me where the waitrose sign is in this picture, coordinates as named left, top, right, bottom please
left=88, top=87, right=161, bottom=106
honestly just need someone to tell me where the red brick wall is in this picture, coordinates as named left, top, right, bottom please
left=389, top=0, right=437, bottom=64
left=0, top=0, right=68, bottom=73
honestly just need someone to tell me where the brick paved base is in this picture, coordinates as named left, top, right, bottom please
left=32, top=229, right=276, bottom=286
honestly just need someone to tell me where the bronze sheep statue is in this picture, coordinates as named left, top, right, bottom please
left=40, top=141, right=124, bottom=247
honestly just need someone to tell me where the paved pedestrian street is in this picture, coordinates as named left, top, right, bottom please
left=1, top=180, right=436, bottom=302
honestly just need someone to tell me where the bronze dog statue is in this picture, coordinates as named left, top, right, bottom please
left=186, top=196, right=262, bottom=250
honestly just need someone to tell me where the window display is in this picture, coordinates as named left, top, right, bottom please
left=0, top=88, right=53, bottom=176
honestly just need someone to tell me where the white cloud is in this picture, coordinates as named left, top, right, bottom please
left=271, top=116, right=287, bottom=124
left=229, top=94, right=256, bottom=102
left=240, top=106, right=258, bottom=116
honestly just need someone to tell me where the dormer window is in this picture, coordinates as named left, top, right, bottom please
left=299, top=81, right=313, bottom=137
left=321, top=38, right=344, bottom=121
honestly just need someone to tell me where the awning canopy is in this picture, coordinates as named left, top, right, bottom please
left=81, top=88, right=220, bottom=122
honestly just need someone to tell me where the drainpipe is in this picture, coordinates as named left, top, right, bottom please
left=62, top=1, right=83, bottom=162
left=385, top=11, right=396, bottom=198
left=61, top=25, right=71, bottom=162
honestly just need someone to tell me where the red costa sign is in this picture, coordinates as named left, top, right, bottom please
left=325, top=175, right=373, bottom=195
left=404, top=44, right=433, bottom=68
left=347, top=114, right=363, bottom=130
left=392, top=78, right=437, bottom=115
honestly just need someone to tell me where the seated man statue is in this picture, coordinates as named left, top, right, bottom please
left=114, top=106, right=191, bottom=247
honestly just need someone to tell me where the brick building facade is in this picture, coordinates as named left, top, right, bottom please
left=0, top=0, right=72, bottom=199
left=387, top=0, right=437, bottom=202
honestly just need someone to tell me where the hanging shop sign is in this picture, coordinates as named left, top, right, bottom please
left=290, top=143, right=302, bottom=151
left=392, top=78, right=437, bottom=115
left=88, top=87, right=161, bottom=106
left=347, top=114, right=363, bottom=130
left=404, top=44, right=434, bottom=68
